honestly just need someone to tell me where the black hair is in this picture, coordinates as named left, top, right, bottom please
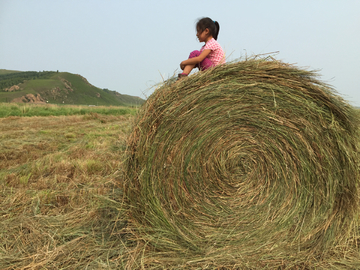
left=196, top=17, right=220, bottom=40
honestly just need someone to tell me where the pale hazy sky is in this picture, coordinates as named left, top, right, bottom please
left=1, top=0, right=359, bottom=106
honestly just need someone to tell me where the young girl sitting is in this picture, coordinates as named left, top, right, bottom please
left=179, top=17, right=225, bottom=79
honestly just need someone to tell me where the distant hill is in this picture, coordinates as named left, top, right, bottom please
left=0, top=69, right=144, bottom=106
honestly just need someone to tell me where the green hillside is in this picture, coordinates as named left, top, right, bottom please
left=0, top=69, right=22, bottom=75
left=0, top=70, right=144, bottom=106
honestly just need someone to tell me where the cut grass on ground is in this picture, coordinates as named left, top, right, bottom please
left=0, top=113, right=140, bottom=269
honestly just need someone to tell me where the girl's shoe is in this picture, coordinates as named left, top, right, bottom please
left=177, top=73, right=188, bottom=80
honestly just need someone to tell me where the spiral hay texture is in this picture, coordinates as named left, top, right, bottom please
left=125, top=58, right=359, bottom=267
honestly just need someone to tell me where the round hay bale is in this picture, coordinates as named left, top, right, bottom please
left=125, top=58, right=359, bottom=266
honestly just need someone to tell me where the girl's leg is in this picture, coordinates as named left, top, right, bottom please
left=182, top=64, right=196, bottom=75
left=199, top=58, right=214, bottom=70
left=186, top=50, right=214, bottom=72
left=179, top=50, right=209, bottom=79
left=181, top=50, right=201, bottom=75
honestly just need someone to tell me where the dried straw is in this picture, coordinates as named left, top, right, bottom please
left=125, top=57, right=360, bottom=267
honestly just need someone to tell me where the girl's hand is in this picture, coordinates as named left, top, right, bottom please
left=180, top=61, right=186, bottom=70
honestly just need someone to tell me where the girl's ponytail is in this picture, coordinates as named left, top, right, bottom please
left=214, top=21, right=220, bottom=40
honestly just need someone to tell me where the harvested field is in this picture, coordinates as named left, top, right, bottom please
left=0, top=112, right=136, bottom=269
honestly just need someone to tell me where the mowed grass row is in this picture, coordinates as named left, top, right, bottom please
left=0, top=109, right=144, bottom=269
left=0, top=102, right=138, bottom=118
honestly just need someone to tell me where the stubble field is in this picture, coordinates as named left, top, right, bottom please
left=0, top=105, right=139, bottom=269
